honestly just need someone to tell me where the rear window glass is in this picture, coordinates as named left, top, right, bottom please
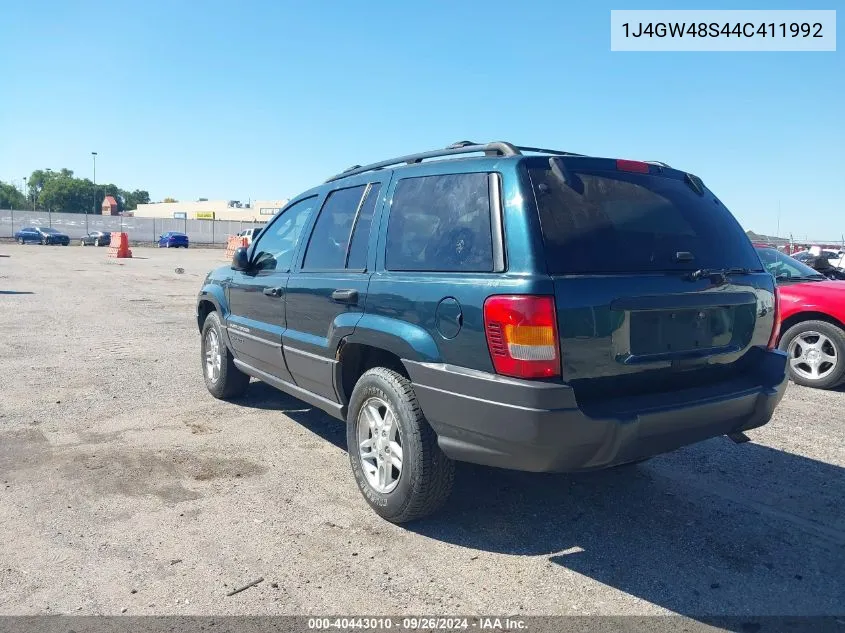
left=528, top=161, right=762, bottom=274
left=386, top=173, right=493, bottom=272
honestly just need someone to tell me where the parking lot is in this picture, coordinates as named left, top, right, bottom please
left=0, top=244, right=843, bottom=618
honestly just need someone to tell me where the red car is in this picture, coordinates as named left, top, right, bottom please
left=756, top=246, right=845, bottom=389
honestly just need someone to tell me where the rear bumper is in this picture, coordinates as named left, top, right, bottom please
left=404, top=347, right=788, bottom=473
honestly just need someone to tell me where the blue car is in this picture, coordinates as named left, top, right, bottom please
left=158, top=232, right=189, bottom=248
left=14, top=226, right=70, bottom=245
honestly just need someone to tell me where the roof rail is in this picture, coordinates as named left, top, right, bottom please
left=514, top=146, right=585, bottom=157
left=325, top=141, right=523, bottom=183
left=324, top=141, right=589, bottom=183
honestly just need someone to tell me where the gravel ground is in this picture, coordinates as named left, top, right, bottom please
left=0, top=245, right=843, bottom=620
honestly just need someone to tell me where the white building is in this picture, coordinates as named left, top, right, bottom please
left=133, top=199, right=289, bottom=222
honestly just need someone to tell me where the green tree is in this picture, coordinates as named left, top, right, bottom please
left=123, top=189, right=150, bottom=210
left=0, top=181, right=28, bottom=209
left=26, top=168, right=152, bottom=214
left=39, top=173, right=92, bottom=213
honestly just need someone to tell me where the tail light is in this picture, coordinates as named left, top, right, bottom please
left=767, top=287, right=781, bottom=350
left=616, top=159, right=650, bottom=173
left=484, top=295, right=560, bottom=379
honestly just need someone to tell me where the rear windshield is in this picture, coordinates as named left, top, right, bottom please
left=528, top=160, right=762, bottom=274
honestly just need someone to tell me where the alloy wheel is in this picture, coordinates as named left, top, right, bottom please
left=357, top=396, right=403, bottom=494
left=788, top=331, right=838, bottom=381
left=204, top=328, right=222, bottom=383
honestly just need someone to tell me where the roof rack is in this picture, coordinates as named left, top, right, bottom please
left=515, top=146, right=585, bottom=157
left=324, top=141, right=583, bottom=183
left=645, top=160, right=673, bottom=168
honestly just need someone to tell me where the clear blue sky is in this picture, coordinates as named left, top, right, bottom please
left=1, top=0, right=842, bottom=239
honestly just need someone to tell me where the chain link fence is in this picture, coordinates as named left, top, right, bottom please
left=0, top=209, right=266, bottom=245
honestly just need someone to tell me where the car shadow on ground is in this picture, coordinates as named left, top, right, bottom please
left=0, top=290, right=34, bottom=295
left=237, top=380, right=347, bottom=450
left=236, top=380, right=844, bottom=623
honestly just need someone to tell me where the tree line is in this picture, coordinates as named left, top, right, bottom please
left=0, top=169, right=150, bottom=214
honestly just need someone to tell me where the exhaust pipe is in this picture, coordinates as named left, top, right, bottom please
left=727, top=432, right=751, bottom=444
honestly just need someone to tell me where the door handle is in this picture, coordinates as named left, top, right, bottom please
left=263, top=286, right=283, bottom=297
left=331, top=289, right=359, bottom=305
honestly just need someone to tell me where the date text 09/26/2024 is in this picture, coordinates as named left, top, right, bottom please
left=307, top=617, right=528, bottom=630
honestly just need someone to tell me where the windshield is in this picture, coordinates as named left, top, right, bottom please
left=38, top=227, right=59, bottom=234
left=529, top=160, right=763, bottom=274
left=756, top=247, right=825, bottom=280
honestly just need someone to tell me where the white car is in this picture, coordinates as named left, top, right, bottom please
left=792, top=249, right=845, bottom=269
left=237, top=228, right=262, bottom=246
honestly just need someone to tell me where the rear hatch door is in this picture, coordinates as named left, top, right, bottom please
left=527, top=157, right=777, bottom=406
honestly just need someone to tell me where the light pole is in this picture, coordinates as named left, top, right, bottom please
left=91, top=151, right=97, bottom=233
left=45, top=168, right=52, bottom=226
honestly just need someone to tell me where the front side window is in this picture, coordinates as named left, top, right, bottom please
left=756, top=247, right=825, bottom=281
left=385, top=173, right=493, bottom=272
left=252, top=196, right=317, bottom=272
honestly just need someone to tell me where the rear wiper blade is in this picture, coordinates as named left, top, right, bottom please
left=685, top=267, right=751, bottom=282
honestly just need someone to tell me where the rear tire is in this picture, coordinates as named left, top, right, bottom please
left=201, top=311, right=250, bottom=399
left=347, top=367, right=454, bottom=523
left=779, top=320, right=845, bottom=389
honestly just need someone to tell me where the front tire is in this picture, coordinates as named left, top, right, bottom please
left=201, top=311, right=250, bottom=399
left=779, top=320, right=845, bottom=389
left=347, top=367, right=454, bottom=523
left=18, top=237, right=25, bottom=245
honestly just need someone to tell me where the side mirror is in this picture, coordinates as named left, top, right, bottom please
left=231, top=246, right=250, bottom=271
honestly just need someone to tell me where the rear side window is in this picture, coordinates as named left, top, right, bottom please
left=346, top=183, right=381, bottom=270
left=528, top=160, right=762, bottom=274
left=386, top=173, right=493, bottom=272
left=303, top=185, right=367, bottom=270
